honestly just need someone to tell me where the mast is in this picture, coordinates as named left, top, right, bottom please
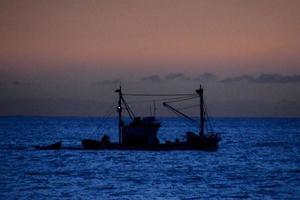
left=115, top=85, right=123, bottom=144
left=196, top=85, right=204, bottom=137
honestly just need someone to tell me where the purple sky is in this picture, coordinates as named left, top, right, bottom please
left=0, top=0, right=300, bottom=116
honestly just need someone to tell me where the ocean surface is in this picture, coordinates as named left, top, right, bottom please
left=0, top=117, right=299, bottom=199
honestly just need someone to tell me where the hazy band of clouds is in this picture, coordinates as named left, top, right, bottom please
left=94, top=72, right=300, bottom=85
left=141, top=75, right=163, bottom=83
left=221, top=74, right=300, bottom=84
left=141, top=72, right=217, bottom=83
left=0, top=81, right=33, bottom=86
left=165, top=73, right=190, bottom=81
left=11, top=81, right=32, bottom=86
left=93, top=79, right=121, bottom=86
left=194, top=72, right=218, bottom=81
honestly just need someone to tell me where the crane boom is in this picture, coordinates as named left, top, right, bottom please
left=162, top=102, right=199, bottom=125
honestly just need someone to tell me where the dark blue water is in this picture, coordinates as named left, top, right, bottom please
left=0, top=117, right=299, bottom=199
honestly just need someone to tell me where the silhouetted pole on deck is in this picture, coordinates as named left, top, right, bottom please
left=196, top=85, right=204, bottom=137
left=115, top=85, right=123, bottom=144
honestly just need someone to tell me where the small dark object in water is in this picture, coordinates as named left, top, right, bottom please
left=35, top=141, right=62, bottom=150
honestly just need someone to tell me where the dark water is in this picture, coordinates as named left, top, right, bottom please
left=0, top=117, right=299, bottom=199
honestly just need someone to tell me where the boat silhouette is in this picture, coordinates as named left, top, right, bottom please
left=82, top=85, right=220, bottom=151
left=34, top=141, right=62, bottom=150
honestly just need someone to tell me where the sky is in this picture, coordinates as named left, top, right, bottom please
left=0, top=0, right=300, bottom=117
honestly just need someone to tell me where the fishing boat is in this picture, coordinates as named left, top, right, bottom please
left=82, top=85, right=220, bottom=151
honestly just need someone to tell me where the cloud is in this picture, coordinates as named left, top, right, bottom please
left=140, top=72, right=218, bottom=83
left=255, top=74, right=300, bottom=83
left=11, top=81, right=32, bottom=86
left=221, top=75, right=254, bottom=83
left=165, top=73, right=190, bottom=81
left=194, top=72, right=218, bottom=81
left=141, top=75, right=163, bottom=83
left=93, top=79, right=120, bottom=85
left=164, top=72, right=218, bottom=82
left=221, top=74, right=300, bottom=84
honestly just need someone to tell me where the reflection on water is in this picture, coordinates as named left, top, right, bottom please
left=0, top=117, right=300, bottom=199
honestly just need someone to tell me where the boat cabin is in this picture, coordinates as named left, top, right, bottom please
left=122, top=117, right=160, bottom=146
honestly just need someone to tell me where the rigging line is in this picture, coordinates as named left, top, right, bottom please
left=121, top=96, right=135, bottom=120
left=184, top=117, right=199, bottom=128
left=203, top=101, right=214, bottom=133
left=92, top=105, right=117, bottom=135
left=91, top=96, right=117, bottom=135
left=104, top=103, right=117, bottom=118
left=125, top=94, right=198, bottom=104
left=164, top=95, right=199, bottom=103
left=177, top=116, right=199, bottom=130
left=123, top=93, right=195, bottom=97
left=177, top=104, right=200, bottom=110
left=105, top=102, right=117, bottom=119
left=164, top=111, right=197, bottom=132
left=105, top=108, right=114, bottom=120
left=156, top=95, right=197, bottom=101
left=101, top=95, right=118, bottom=117
left=122, top=95, right=137, bottom=119
left=163, top=102, right=199, bottom=126
left=165, top=108, right=199, bottom=129
left=102, top=100, right=117, bottom=119
left=204, top=102, right=214, bottom=132
left=105, top=106, right=116, bottom=122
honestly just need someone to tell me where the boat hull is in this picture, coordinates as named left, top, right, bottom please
left=35, top=141, right=62, bottom=150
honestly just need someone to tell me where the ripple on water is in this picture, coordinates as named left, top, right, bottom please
left=1, top=117, right=300, bottom=199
